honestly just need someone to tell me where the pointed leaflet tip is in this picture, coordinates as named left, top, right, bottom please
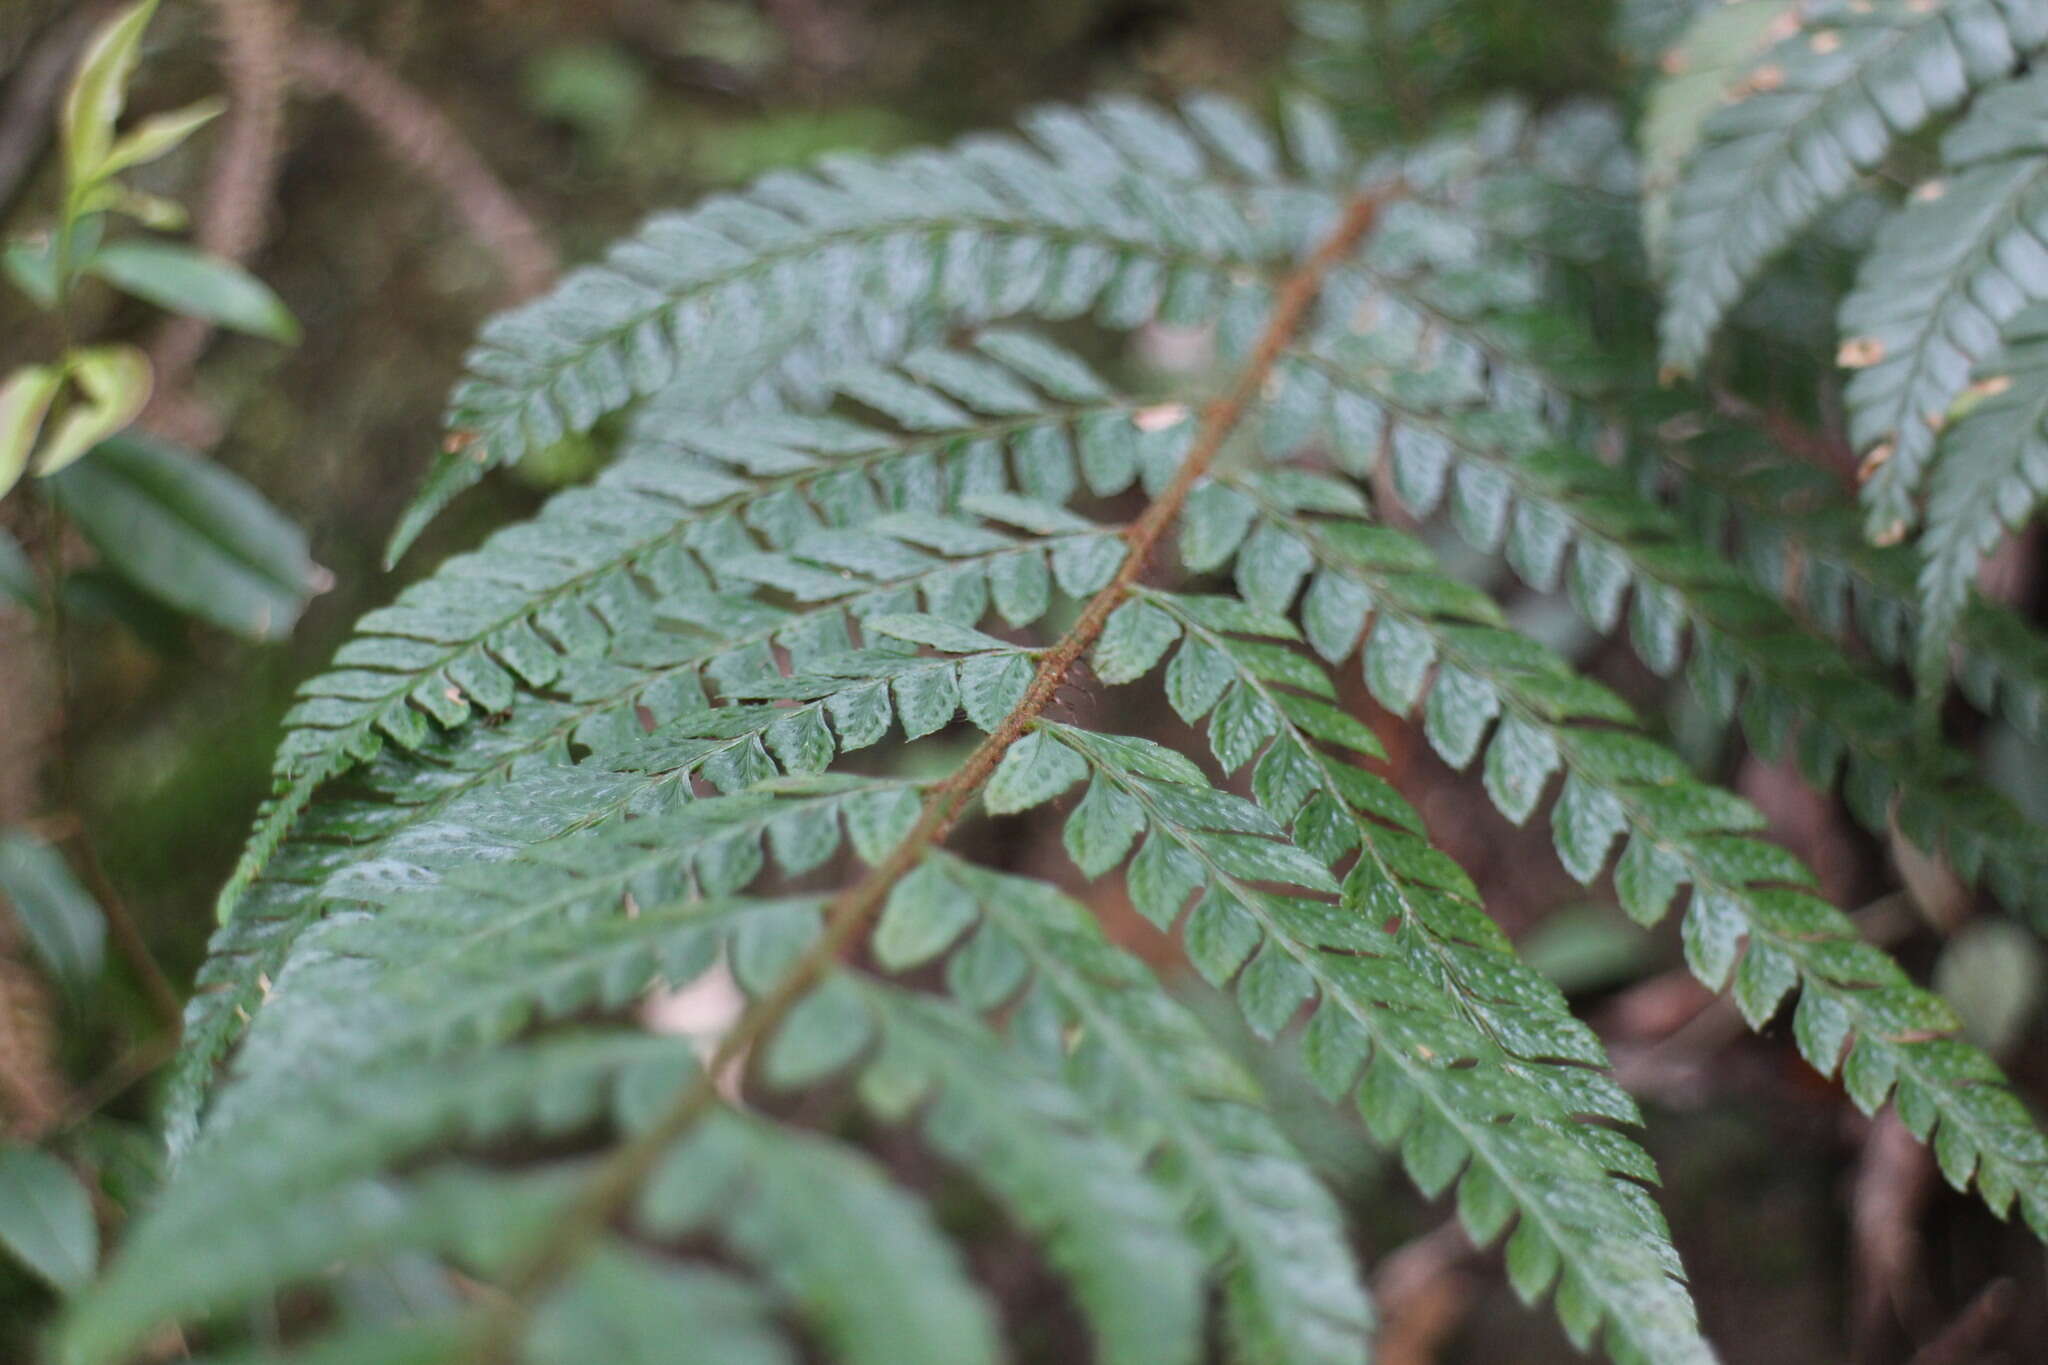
left=383, top=443, right=486, bottom=567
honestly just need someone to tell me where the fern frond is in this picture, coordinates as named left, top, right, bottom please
left=222, top=337, right=1153, bottom=918
left=913, top=857, right=1376, bottom=1365
left=390, top=92, right=1354, bottom=561
left=1659, top=0, right=2046, bottom=373
left=1844, top=67, right=2048, bottom=539
left=131, top=66, right=2048, bottom=1361
left=66, top=1032, right=682, bottom=1364
left=1662, top=432, right=2048, bottom=740
left=1918, top=303, right=2048, bottom=692
left=1186, top=469, right=2048, bottom=1235
left=1287, top=335, right=2048, bottom=918
left=1019, top=707, right=1711, bottom=1363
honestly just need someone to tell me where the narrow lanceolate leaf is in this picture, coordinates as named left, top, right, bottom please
left=1917, top=305, right=2048, bottom=693
left=0, top=1146, right=98, bottom=1294
left=393, top=92, right=1342, bottom=561
left=1660, top=0, right=2047, bottom=373
left=86, top=242, right=298, bottom=343
left=46, top=432, right=324, bottom=640
left=0, top=831, right=105, bottom=993
left=1200, top=480, right=2048, bottom=1241
left=1845, top=67, right=2048, bottom=539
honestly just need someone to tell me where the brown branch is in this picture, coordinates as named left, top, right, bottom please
left=466, top=184, right=1400, bottom=1360
left=0, top=948, right=67, bottom=1140
left=145, top=0, right=295, bottom=430
left=1850, top=1109, right=1937, bottom=1359
left=287, top=29, right=557, bottom=302
left=1371, top=1220, right=1479, bottom=1365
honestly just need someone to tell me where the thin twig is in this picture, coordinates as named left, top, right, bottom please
left=65, top=832, right=183, bottom=1038
left=465, top=184, right=1400, bottom=1360
left=146, top=0, right=295, bottom=424
left=1371, top=1219, right=1479, bottom=1365
left=288, top=29, right=557, bottom=301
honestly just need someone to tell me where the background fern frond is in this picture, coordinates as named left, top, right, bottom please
left=1844, top=66, right=2048, bottom=540
left=1659, top=432, right=2048, bottom=739
left=1281, top=333, right=2048, bottom=918
left=1658, top=0, right=2046, bottom=373
left=1917, top=304, right=2048, bottom=694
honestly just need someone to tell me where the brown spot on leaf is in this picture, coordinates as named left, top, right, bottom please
left=1857, top=442, right=1893, bottom=483
left=1838, top=336, right=1885, bottom=368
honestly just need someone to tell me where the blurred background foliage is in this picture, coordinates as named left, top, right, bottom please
left=2, top=2, right=2043, bottom=1361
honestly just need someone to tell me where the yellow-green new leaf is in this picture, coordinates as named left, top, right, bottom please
left=98, top=97, right=225, bottom=177
left=0, top=365, right=63, bottom=497
left=60, top=1, right=159, bottom=188
left=32, top=346, right=151, bottom=477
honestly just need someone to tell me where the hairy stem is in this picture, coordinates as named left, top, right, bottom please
left=465, top=183, right=1399, bottom=1357
left=145, top=0, right=294, bottom=438
left=288, top=30, right=557, bottom=301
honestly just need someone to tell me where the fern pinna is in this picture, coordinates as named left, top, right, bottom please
left=64, top=82, right=2048, bottom=1365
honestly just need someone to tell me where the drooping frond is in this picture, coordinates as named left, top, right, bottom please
left=1918, top=304, right=2048, bottom=691
left=1659, top=0, right=2046, bottom=373
left=1268, top=331, right=2048, bottom=918
left=389, top=92, right=1357, bottom=561
left=1659, top=432, right=2048, bottom=743
left=1843, top=66, right=2048, bottom=540
left=1183, top=486, right=2048, bottom=1235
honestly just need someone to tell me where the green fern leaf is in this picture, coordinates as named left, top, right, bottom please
left=1917, top=305, right=2048, bottom=694
left=1291, top=332, right=2048, bottom=921
left=1190, top=471, right=2048, bottom=1238
left=1659, top=0, right=2046, bottom=372
left=1661, top=434, right=2048, bottom=741
left=925, top=857, right=1375, bottom=1365
left=392, top=93, right=1350, bottom=562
